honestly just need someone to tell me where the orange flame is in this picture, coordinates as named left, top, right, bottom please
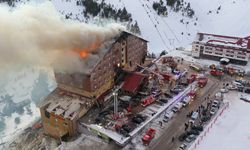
left=74, top=42, right=100, bottom=58
left=79, top=51, right=89, bottom=58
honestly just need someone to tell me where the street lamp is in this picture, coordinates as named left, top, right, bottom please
left=113, top=91, right=119, bottom=120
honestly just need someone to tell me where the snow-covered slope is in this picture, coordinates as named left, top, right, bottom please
left=102, top=0, right=250, bottom=53
left=1, top=0, right=250, bottom=145
left=0, top=67, right=56, bottom=143
left=3, top=0, right=250, bottom=53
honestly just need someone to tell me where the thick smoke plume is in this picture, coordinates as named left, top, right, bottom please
left=0, top=2, right=125, bottom=73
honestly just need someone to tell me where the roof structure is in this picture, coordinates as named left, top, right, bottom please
left=42, top=88, right=94, bottom=120
left=196, top=33, right=250, bottom=50
left=122, top=72, right=147, bottom=93
left=79, top=31, right=148, bottom=75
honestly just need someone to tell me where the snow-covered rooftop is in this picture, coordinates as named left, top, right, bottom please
left=196, top=33, right=250, bottom=49
left=42, top=88, right=93, bottom=120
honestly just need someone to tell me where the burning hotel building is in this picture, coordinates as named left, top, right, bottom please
left=39, top=31, right=148, bottom=139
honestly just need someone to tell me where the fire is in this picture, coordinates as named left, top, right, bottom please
left=74, top=42, right=100, bottom=58
left=79, top=51, right=89, bottom=58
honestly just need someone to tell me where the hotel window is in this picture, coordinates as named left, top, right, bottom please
left=225, top=54, right=234, bottom=57
left=216, top=48, right=223, bottom=52
left=238, top=52, right=246, bottom=55
left=237, top=56, right=246, bottom=59
left=215, top=52, right=222, bottom=55
left=205, top=51, right=212, bottom=54
left=226, top=50, right=234, bottom=53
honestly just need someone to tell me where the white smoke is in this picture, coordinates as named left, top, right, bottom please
left=0, top=2, right=125, bottom=74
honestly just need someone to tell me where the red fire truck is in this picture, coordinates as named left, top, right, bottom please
left=210, top=69, right=224, bottom=77
left=198, top=77, right=208, bottom=88
left=141, top=95, right=155, bottom=107
left=142, top=128, right=156, bottom=145
left=187, top=74, right=197, bottom=84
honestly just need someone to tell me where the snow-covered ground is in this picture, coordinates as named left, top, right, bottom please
left=0, top=67, right=56, bottom=144
left=194, top=91, right=250, bottom=150
left=1, top=0, right=250, bottom=148
left=105, top=0, right=250, bottom=53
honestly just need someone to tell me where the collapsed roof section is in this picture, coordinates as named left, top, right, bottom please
left=41, top=88, right=94, bottom=120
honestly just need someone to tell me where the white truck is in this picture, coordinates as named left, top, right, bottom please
left=181, top=96, right=192, bottom=107
left=189, top=111, right=199, bottom=123
left=163, top=111, right=174, bottom=122
left=172, top=102, right=183, bottom=113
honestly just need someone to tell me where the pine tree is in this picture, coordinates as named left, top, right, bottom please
left=160, top=50, right=167, bottom=56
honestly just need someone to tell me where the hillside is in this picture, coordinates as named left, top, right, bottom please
left=0, top=0, right=250, bottom=147
left=103, top=0, right=250, bottom=52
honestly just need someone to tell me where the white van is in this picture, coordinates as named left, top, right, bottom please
left=232, top=81, right=243, bottom=88
left=189, top=111, right=199, bottom=123
left=163, top=111, right=174, bottom=122
left=181, top=96, right=191, bottom=107
left=172, top=102, right=183, bottom=113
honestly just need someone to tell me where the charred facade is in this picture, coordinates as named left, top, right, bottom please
left=40, top=31, right=148, bottom=139
left=54, top=31, right=148, bottom=100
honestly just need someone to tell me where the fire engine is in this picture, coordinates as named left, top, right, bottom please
left=142, top=128, right=156, bottom=145
left=210, top=69, right=224, bottom=77
left=187, top=74, right=197, bottom=84
left=198, top=77, right=208, bottom=88
left=141, top=95, right=155, bottom=107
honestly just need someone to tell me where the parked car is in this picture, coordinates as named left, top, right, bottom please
left=181, top=96, right=192, bottom=107
left=132, top=114, right=146, bottom=124
left=185, top=134, right=196, bottom=143
left=170, top=87, right=183, bottom=94
left=163, top=111, right=174, bottom=122
left=187, top=129, right=200, bottom=136
left=159, top=98, right=168, bottom=103
left=122, top=124, right=132, bottom=133
left=132, top=117, right=143, bottom=124
left=245, top=88, right=250, bottom=94
left=240, top=95, right=250, bottom=102
left=228, top=84, right=238, bottom=90
left=120, top=128, right=129, bottom=137
left=201, top=116, right=211, bottom=122
left=172, top=102, right=183, bottom=113
left=179, top=82, right=189, bottom=87
left=135, top=114, right=147, bottom=121
left=238, top=87, right=244, bottom=92
left=210, top=107, right=217, bottom=115
left=178, top=133, right=188, bottom=142
left=212, top=100, right=220, bottom=108
left=220, top=88, right=229, bottom=93
left=164, top=93, right=173, bottom=98
left=189, top=111, right=199, bottom=124
left=191, top=125, right=204, bottom=131
left=178, top=143, right=187, bottom=150
left=232, top=81, right=244, bottom=88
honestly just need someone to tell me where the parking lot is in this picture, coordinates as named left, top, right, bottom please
left=76, top=56, right=250, bottom=150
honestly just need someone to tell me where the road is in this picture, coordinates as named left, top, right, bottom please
left=150, top=77, right=221, bottom=150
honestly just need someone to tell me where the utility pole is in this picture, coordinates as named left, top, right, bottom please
left=113, top=88, right=119, bottom=120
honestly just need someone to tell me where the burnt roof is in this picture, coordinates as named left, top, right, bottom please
left=85, top=31, right=148, bottom=74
